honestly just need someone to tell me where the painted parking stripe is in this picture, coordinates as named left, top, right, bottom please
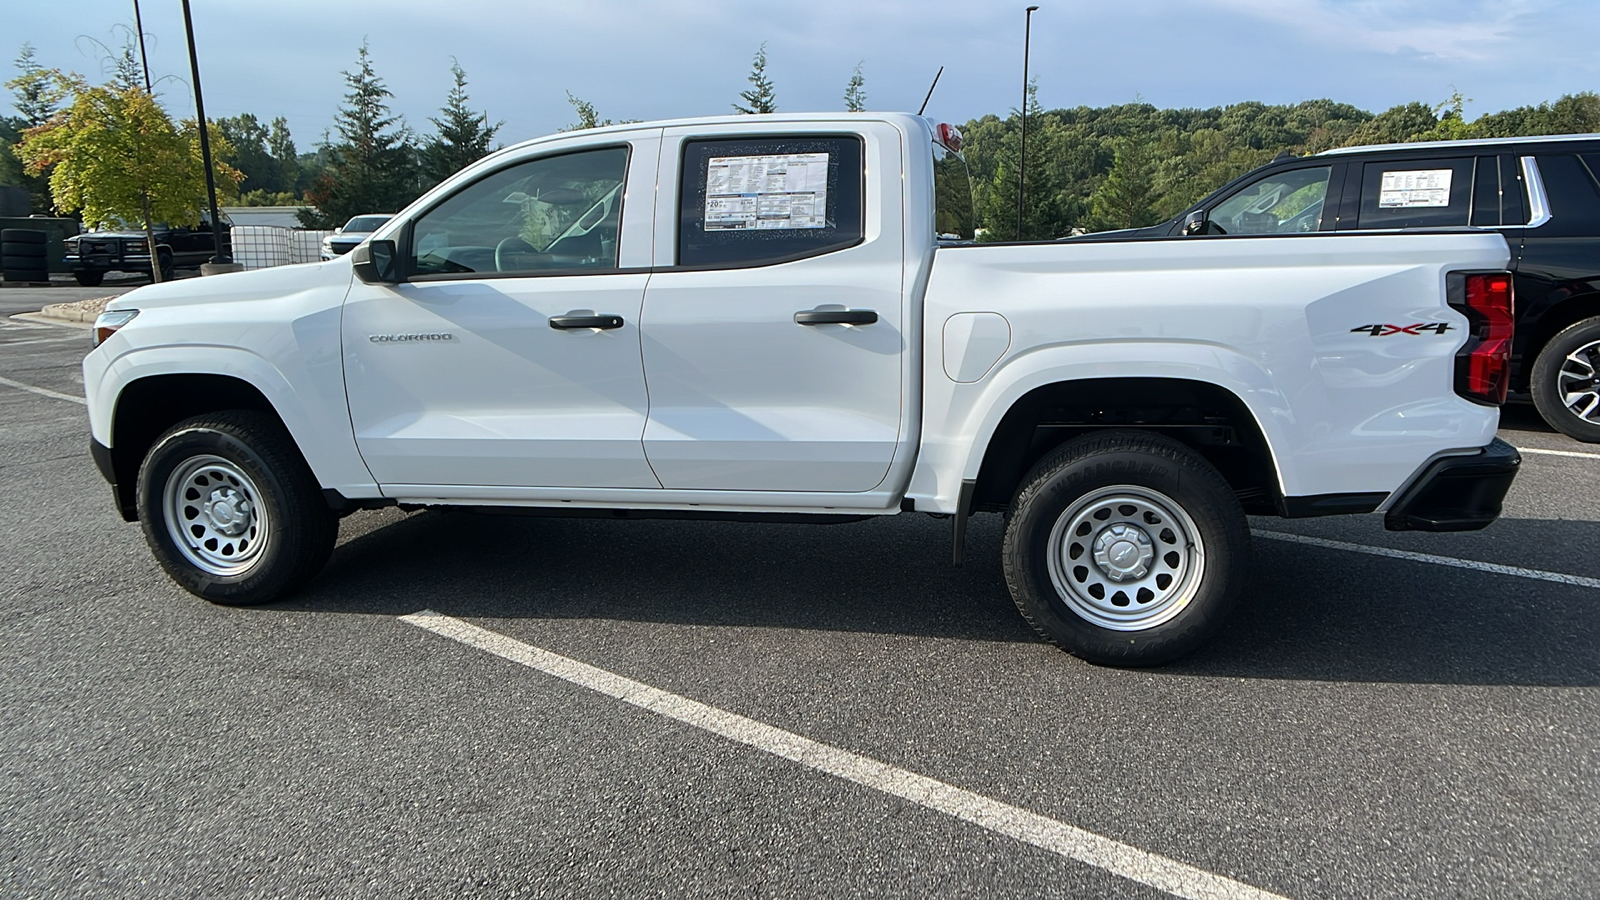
left=1257, top=530, right=1600, bottom=590
left=1517, top=446, right=1600, bottom=461
left=0, top=374, right=86, bottom=405
left=400, top=610, right=1288, bottom=900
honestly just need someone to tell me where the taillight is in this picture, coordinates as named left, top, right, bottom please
left=1449, top=272, right=1514, bottom=405
left=936, top=123, right=963, bottom=154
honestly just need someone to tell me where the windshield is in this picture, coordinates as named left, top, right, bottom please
left=343, top=215, right=391, bottom=233
left=1207, top=167, right=1332, bottom=235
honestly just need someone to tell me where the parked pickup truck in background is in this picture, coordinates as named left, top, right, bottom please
left=64, top=213, right=231, bottom=286
left=82, top=113, right=1520, bottom=666
left=1108, top=133, right=1600, bottom=443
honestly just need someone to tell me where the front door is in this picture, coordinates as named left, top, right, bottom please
left=639, top=125, right=908, bottom=493
left=343, top=134, right=663, bottom=491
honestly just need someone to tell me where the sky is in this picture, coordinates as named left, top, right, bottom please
left=8, top=0, right=1600, bottom=152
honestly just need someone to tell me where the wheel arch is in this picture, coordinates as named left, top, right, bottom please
left=968, top=376, right=1285, bottom=516
left=1516, top=290, right=1600, bottom=394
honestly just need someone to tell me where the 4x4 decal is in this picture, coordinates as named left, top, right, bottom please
left=1350, top=323, right=1454, bottom=336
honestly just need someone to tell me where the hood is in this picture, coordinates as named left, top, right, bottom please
left=72, top=230, right=162, bottom=241
left=105, top=257, right=350, bottom=312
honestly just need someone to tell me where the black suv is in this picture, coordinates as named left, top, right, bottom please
left=63, top=214, right=232, bottom=286
left=1121, top=134, right=1600, bottom=442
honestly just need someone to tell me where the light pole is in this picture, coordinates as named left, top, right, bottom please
left=1017, top=5, right=1039, bottom=241
left=180, top=0, right=232, bottom=267
left=131, top=0, right=153, bottom=92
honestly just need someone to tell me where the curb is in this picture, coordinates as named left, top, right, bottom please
left=11, top=312, right=92, bottom=329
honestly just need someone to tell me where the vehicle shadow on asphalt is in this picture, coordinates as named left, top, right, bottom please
left=277, top=507, right=1600, bottom=687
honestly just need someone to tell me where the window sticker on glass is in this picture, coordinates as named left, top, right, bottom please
left=705, top=152, right=829, bottom=230
left=1379, top=169, right=1453, bottom=208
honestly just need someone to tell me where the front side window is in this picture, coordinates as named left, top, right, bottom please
left=408, top=146, right=628, bottom=277
left=677, top=135, right=863, bottom=267
left=1357, top=158, right=1473, bottom=229
left=1207, top=166, right=1332, bottom=235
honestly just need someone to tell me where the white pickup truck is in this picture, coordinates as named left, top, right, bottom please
left=84, top=113, right=1520, bottom=665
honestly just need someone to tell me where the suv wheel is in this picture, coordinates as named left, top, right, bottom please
left=137, top=411, right=337, bottom=605
left=1530, top=316, right=1600, bottom=443
left=1002, top=431, right=1250, bottom=666
left=73, top=270, right=104, bottom=287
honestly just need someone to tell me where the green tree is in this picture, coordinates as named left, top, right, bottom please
left=734, top=43, right=776, bottom=114
left=216, top=112, right=292, bottom=195
left=18, top=82, right=240, bottom=281
left=266, top=116, right=299, bottom=195
left=844, top=63, right=866, bottom=112
left=421, top=60, right=500, bottom=186
left=2, top=44, right=73, bottom=213
left=298, top=42, right=417, bottom=228
left=1088, top=138, right=1162, bottom=231
left=562, top=91, right=611, bottom=131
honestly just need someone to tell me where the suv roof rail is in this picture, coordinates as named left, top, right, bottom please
left=1318, top=132, right=1600, bottom=156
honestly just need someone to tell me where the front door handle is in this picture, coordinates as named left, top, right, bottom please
left=794, top=308, right=878, bottom=326
left=550, top=313, right=624, bottom=330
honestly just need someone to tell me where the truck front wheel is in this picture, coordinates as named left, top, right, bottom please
left=136, top=411, right=337, bottom=605
left=1002, top=431, right=1249, bottom=666
left=73, top=270, right=104, bottom=287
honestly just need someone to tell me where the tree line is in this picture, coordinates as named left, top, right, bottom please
left=5, top=33, right=1600, bottom=240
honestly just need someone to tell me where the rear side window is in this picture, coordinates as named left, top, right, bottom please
left=1357, top=158, right=1473, bottom=228
left=1536, top=153, right=1600, bottom=234
left=677, top=135, right=863, bottom=268
left=933, top=145, right=976, bottom=240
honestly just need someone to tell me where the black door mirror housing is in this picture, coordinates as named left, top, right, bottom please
left=1182, top=210, right=1210, bottom=236
left=352, top=239, right=401, bottom=283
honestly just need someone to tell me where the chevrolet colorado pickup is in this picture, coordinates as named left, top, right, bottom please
left=83, top=113, right=1520, bottom=665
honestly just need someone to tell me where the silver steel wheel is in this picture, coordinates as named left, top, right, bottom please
left=1558, top=338, right=1600, bottom=423
left=162, top=454, right=269, bottom=577
left=1045, top=485, right=1205, bottom=632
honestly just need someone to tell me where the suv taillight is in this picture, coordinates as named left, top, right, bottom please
left=1449, top=272, right=1514, bottom=405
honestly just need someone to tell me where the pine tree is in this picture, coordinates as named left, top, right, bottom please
left=298, top=41, right=417, bottom=228
left=267, top=116, right=299, bottom=195
left=421, top=60, right=501, bottom=186
left=844, top=62, right=866, bottom=113
left=734, top=43, right=777, bottom=114
left=3, top=44, right=74, bottom=213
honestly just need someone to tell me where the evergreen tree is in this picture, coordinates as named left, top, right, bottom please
left=1087, top=138, right=1161, bottom=231
left=216, top=113, right=292, bottom=194
left=734, top=43, right=777, bottom=114
left=562, top=92, right=611, bottom=131
left=421, top=60, right=500, bottom=186
left=298, top=41, right=417, bottom=228
left=2, top=44, right=70, bottom=213
left=844, top=63, right=866, bottom=112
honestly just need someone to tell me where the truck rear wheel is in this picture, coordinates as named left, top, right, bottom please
left=1530, top=316, right=1600, bottom=443
left=1002, top=431, right=1249, bottom=666
left=136, top=411, right=337, bottom=605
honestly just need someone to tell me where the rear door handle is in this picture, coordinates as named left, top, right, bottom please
left=550, top=313, right=624, bottom=330
left=794, top=309, right=878, bottom=326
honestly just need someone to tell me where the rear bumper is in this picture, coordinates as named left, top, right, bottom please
left=1384, top=438, right=1520, bottom=532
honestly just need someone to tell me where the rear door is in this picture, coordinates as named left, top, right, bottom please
left=638, top=122, right=909, bottom=492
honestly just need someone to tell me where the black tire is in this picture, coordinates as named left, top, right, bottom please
left=1002, top=431, right=1250, bottom=666
left=3, top=267, right=47, bottom=283
left=136, top=411, right=337, bottom=605
left=1530, top=315, right=1600, bottom=443
left=0, top=228, right=47, bottom=245
left=157, top=249, right=174, bottom=282
left=1, top=242, right=47, bottom=258
left=73, top=269, right=104, bottom=287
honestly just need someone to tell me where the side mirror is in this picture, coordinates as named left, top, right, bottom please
left=351, top=239, right=401, bottom=283
left=1181, top=210, right=1209, bottom=236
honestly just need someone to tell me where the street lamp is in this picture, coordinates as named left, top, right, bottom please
left=180, top=0, right=232, bottom=267
left=1017, top=5, right=1040, bottom=241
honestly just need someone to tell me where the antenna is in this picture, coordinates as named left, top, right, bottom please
left=917, top=66, right=944, bottom=116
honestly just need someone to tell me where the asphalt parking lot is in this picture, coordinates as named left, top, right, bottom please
left=2, top=313, right=1596, bottom=899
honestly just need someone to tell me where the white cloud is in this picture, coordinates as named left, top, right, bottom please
left=1209, top=0, right=1548, bottom=61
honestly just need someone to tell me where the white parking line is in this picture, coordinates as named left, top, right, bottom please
left=0, top=374, right=86, bottom=405
left=1257, top=530, right=1600, bottom=590
left=400, top=610, right=1288, bottom=900
left=1517, top=446, right=1600, bottom=461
